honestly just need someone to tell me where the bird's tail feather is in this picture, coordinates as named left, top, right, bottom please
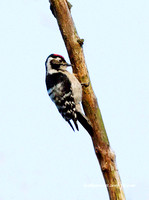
left=73, top=120, right=79, bottom=131
left=76, top=111, right=93, bottom=136
left=67, top=120, right=75, bottom=131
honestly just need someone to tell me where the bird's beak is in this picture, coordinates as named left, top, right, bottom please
left=66, top=63, right=72, bottom=67
left=62, top=62, right=73, bottom=67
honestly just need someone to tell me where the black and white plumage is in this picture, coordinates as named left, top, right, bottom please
left=45, top=54, right=93, bottom=134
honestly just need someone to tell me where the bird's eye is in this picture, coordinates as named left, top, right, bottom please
left=50, top=59, right=61, bottom=69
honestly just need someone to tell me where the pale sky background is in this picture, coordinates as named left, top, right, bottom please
left=0, top=0, right=149, bottom=199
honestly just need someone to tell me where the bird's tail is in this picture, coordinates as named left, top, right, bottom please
left=67, top=119, right=79, bottom=132
left=76, top=111, right=93, bottom=137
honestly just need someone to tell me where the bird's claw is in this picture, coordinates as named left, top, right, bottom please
left=81, top=82, right=90, bottom=87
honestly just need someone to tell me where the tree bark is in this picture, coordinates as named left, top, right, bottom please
left=49, top=0, right=126, bottom=199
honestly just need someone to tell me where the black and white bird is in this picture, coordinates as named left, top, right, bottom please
left=45, top=54, right=92, bottom=134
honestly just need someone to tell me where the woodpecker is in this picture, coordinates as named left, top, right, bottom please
left=45, top=54, right=92, bottom=135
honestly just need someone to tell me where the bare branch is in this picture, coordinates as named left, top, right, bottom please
left=49, top=0, right=126, bottom=199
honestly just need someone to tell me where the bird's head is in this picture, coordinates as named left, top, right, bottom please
left=45, top=54, right=72, bottom=74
